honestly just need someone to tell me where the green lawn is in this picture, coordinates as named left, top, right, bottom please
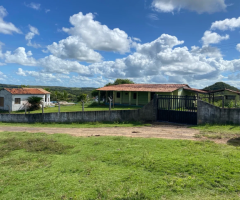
left=192, top=124, right=240, bottom=139
left=0, top=121, right=151, bottom=128
left=0, top=132, right=240, bottom=199
left=7, top=104, right=140, bottom=114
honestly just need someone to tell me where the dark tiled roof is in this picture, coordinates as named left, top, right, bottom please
left=208, top=88, right=240, bottom=95
left=183, top=87, right=208, bottom=94
left=5, top=88, right=50, bottom=95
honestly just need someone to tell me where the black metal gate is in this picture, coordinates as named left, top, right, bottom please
left=157, top=95, right=197, bottom=125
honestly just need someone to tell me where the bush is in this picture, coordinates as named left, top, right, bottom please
left=27, top=96, right=43, bottom=111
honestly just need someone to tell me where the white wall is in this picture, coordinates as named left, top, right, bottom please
left=0, top=90, right=12, bottom=111
left=12, top=94, right=46, bottom=111
left=0, top=90, right=51, bottom=111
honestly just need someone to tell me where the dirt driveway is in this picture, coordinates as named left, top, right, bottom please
left=0, top=123, right=229, bottom=143
left=0, top=123, right=199, bottom=139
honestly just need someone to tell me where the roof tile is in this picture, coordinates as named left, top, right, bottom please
left=4, top=88, right=50, bottom=95
left=97, top=84, right=190, bottom=92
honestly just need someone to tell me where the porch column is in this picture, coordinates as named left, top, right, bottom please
left=129, top=92, right=131, bottom=105
left=113, top=91, right=115, bottom=108
left=136, top=92, right=139, bottom=106
left=106, top=91, right=108, bottom=103
left=148, top=92, right=151, bottom=103
left=98, top=91, right=100, bottom=105
left=120, top=92, right=122, bottom=104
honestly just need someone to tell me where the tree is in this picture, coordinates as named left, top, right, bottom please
left=105, top=79, right=134, bottom=86
left=27, top=96, right=43, bottom=111
left=44, top=88, right=51, bottom=92
left=63, top=90, right=68, bottom=101
left=77, top=93, right=88, bottom=103
left=21, top=85, right=29, bottom=88
left=91, top=89, right=98, bottom=97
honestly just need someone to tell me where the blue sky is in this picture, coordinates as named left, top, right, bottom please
left=0, top=0, right=240, bottom=88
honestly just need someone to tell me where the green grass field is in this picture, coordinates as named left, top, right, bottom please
left=6, top=104, right=140, bottom=114
left=0, top=132, right=240, bottom=199
left=192, top=124, right=240, bottom=139
left=0, top=121, right=151, bottom=128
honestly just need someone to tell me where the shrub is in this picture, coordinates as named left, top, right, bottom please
left=27, top=96, right=43, bottom=111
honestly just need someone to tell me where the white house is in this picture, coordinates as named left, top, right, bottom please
left=0, top=88, right=51, bottom=112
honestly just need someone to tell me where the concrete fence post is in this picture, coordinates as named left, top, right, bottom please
left=108, top=97, right=112, bottom=111
left=7, top=105, right=10, bottom=114
left=153, top=94, right=158, bottom=121
left=25, top=104, right=27, bottom=114
left=42, top=102, right=44, bottom=114
left=81, top=101, right=84, bottom=112
left=222, top=96, right=224, bottom=109
left=58, top=102, right=60, bottom=113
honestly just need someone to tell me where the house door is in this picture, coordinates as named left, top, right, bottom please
left=0, top=97, right=4, bottom=107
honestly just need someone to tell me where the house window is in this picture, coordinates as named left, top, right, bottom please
left=0, top=97, right=4, bottom=107
left=117, top=92, right=121, bottom=98
left=133, top=93, right=137, bottom=99
left=125, top=92, right=128, bottom=95
left=15, top=98, right=21, bottom=104
left=225, top=95, right=235, bottom=100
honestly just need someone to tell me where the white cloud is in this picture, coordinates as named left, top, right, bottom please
left=4, top=47, right=37, bottom=66
left=191, top=45, right=222, bottom=58
left=25, top=25, right=41, bottom=48
left=45, top=9, right=50, bottom=13
left=25, top=2, right=41, bottom=10
left=0, top=6, right=21, bottom=34
left=201, top=31, right=229, bottom=46
left=4, top=33, right=240, bottom=88
left=62, top=12, right=132, bottom=54
left=0, top=62, right=5, bottom=66
left=132, top=37, right=141, bottom=42
left=147, top=13, right=159, bottom=20
left=47, top=36, right=102, bottom=63
left=0, top=71, right=7, bottom=81
left=87, top=34, right=218, bottom=81
left=0, top=41, right=4, bottom=59
left=152, top=0, right=227, bottom=13
left=236, top=44, right=240, bottom=52
left=17, top=68, right=64, bottom=82
left=38, top=55, right=91, bottom=75
left=211, top=17, right=240, bottom=31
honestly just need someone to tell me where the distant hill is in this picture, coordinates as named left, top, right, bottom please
left=203, top=82, right=240, bottom=92
left=0, top=83, right=96, bottom=102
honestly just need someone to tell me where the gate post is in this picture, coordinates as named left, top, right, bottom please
left=153, top=94, right=158, bottom=121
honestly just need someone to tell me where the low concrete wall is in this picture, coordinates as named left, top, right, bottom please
left=198, top=100, right=240, bottom=124
left=0, top=100, right=156, bottom=123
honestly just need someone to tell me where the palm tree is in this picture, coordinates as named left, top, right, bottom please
left=63, top=91, right=68, bottom=101
left=27, top=96, right=43, bottom=111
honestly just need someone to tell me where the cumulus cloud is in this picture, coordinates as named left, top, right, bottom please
left=38, top=55, right=91, bottom=75
left=24, top=2, right=41, bottom=10
left=191, top=46, right=222, bottom=58
left=4, top=47, right=37, bottom=66
left=47, top=36, right=102, bottom=62
left=0, top=6, right=21, bottom=34
left=62, top=12, right=132, bottom=54
left=17, top=68, right=65, bottom=82
left=87, top=34, right=218, bottom=81
left=201, top=31, right=229, bottom=46
left=237, top=44, right=240, bottom=52
left=25, top=25, right=41, bottom=48
left=152, top=0, right=227, bottom=13
left=5, top=33, right=240, bottom=88
left=211, top=17, right=240, bottom=31
left=0, top=41, right=4, bottom=59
